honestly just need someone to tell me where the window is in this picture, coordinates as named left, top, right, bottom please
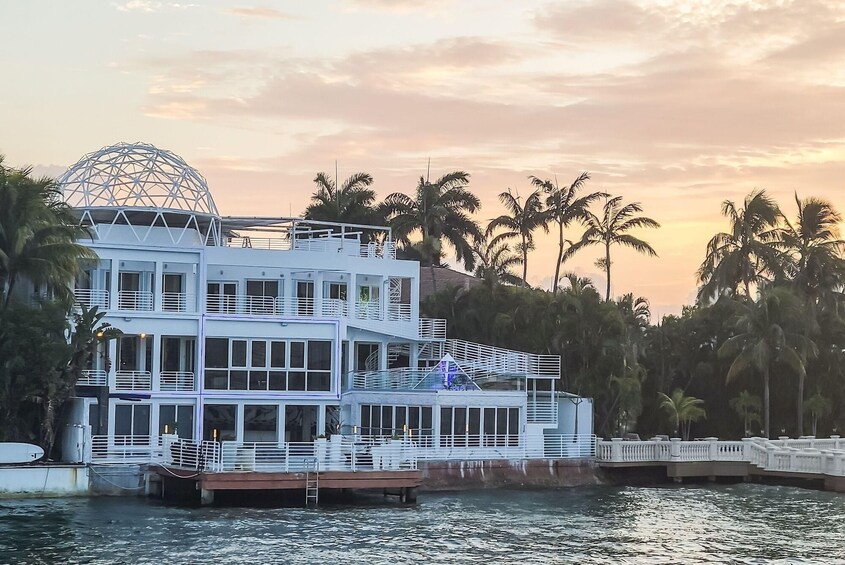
left=115, top=404, right=151, bottom=437
left=359, top=405, right=433, bottom=436
left=159, top=405, right=194, bottom=439
left=203, top=337, right=334, bottom=392
left=207, top=282, right=237, bottom=313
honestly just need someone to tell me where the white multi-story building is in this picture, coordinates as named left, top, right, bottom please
left=57, top=142, right=593, bottom=464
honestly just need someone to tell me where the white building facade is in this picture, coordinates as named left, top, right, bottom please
left=58, top=143, right=594, bottom=464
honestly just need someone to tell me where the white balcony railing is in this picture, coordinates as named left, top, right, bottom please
left=159, top=371, right=195, bottom=392
left=74, top=289, right=110, bottom=309
left=117, top=290, right=153, bottom=311
left=386, top=303, right=412, bottom=321
left=419, top=318, right=447, bottom=340
left=320, top=298, right=349, bottom=317
left=355, top=301, right=381, bottom=321
left=115, top=370, right=152, bottom=391
left=77, top=369, right=107, bottom=386
left=162, top=292, right=195, bottom=313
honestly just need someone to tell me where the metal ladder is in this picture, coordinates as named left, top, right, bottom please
left=304, top=457, right=319, bottom=506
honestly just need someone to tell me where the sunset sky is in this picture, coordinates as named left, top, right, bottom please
left=3, top=0, right=844, bottom=317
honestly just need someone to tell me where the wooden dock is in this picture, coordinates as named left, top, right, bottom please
left=152, top=465, right=422, bottom=505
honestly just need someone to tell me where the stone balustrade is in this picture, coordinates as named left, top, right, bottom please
left=597, top=435, right=845, bottom=477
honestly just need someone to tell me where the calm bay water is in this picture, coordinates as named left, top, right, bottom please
left=1, top=484, right=844, bottom=564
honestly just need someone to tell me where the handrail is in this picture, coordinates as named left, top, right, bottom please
left=117, top=290, right=154, bottom=311
left=160, top=371, right=195, bottom=391
left=445, top=339, right=560, bottom=379
left=596, top=436, right=845, bottom=477
left=115, top=370, right=152, bottom=391
left=78, top=369, right=107, bottom=386
left=74, top=288, right=109, bottom=309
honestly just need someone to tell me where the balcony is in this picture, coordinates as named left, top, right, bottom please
left=77, top=369, right=107, bottom=386
left=74, top=289, right=109, bottom=309
left=115, top=370, right=152, bottom=391
left=223, top=235, right=396, bottom=260
left=160, top=371, right=195, bottom=392
left=162, top=292, right=196, bottom=313
left=118, top=290, right=153, bottom=311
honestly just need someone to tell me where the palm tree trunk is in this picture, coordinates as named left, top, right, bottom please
left=604, top=242, right=611, bottom=301
left=763, top=365, right=771, bottom=438
left=430, top=262, right=437, bottom=295
left=553, top=222, right=564, bottom=294
left=522, top=236, right=528, bottom=287
left=797, top=372, right=805, bottom=436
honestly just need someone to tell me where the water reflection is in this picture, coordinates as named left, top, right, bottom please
left=1, top=484, right=844, bottom=564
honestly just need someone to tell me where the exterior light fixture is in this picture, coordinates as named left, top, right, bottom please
left=140, top=333, right=147, bottom=339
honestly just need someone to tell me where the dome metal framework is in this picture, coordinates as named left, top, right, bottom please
left=59, top=142, right=221, bottom=245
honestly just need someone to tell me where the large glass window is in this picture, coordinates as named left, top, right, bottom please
left=114, top=404, right=151, bottom=437
left=203, top=338, right=334, bottom=392
left=360, top=405, right=433, bottom=436
left=203, top=404, right=237, bottom=441
left=244, top=405, right=278, bottom=442
left=159, top=405, right=194, bottom=439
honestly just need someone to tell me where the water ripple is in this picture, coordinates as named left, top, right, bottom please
left=1, top=484, right=845, bottom=564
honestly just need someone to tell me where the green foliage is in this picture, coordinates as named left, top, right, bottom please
left=658, top=388, right=706, bottom=440
left=0, top=156, right=95, bottom=307
left=486, top=188, right=548, bottom=287
left=303, top=171, right=386, bottom=239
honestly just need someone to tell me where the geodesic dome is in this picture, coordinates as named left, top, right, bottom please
left=59, top=142, right=221, bottom=245
left=60, top=142, right=219, bottom=216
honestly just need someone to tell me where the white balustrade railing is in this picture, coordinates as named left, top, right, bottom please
left=118, top=290, right=154, bottom=311
left=74, top=288, right=110, bottom=309
left=115, top=370, right=152, bottom=391
left=596, top=436, right=845, bottom=478
left=162, top=292, right=195, bottom=313
left=159, top=371, right=195, bottom=391
left=78, top=369, right=107, bottom=386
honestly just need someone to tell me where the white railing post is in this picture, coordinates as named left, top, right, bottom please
left=670, top=437, right=681, bottom=461
left=706, top=437, right=718, bottom=461
left=610, top=438, right=623, bottom=462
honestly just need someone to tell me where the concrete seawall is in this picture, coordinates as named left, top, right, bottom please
left=419, top=458, right=601, bottom=490
left=0, top=465, right=89, bottom=497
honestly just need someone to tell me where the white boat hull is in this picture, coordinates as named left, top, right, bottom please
left=0, top=443, right=45, bottom=464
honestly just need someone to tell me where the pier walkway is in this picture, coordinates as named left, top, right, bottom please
left=597, top=436, right=845, bottom=492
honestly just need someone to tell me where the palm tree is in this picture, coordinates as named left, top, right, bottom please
left=530, top=173, right=607, bottom=294
left=303, top=171, right=384, bottom=235
left=778, top=194, right=845, bottom=434
left=486, top=188, right=547, bottom=287
left=0, top=156, right=95, bottom=307
left=383, top=171, right=482, bottom=293
left=697, top=189, right=784, bottom=302
left=719, top=287, right=817, bottom=438
left=474, top=239, right=523, bottom=287
left=780, top=194, right=845, bottom=299
left=571, top=196, right=659, bottom=301
left=804, top=390, right=833, bottom=437
left=658, top=389, right=707, bottom=440
left=729, top=390, right=762, bottom=436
